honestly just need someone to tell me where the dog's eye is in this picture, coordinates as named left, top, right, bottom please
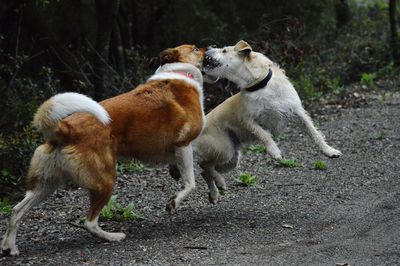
left=222, top=49, right=227, bottom=53
left=193, top=47, right=199, bottom=52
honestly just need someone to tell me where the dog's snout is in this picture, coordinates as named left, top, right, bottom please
left=206, top=45, right=217, bottom=51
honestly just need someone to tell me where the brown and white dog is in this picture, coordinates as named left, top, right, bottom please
left=1, top=45, right=205, bottom=256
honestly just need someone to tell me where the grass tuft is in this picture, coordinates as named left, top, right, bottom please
left=117, top=160, right=149, bottom=174
left=313, top=160, right=327, bottom=170
left=100, top=195, right=143, bottom=221
left=236, top=172, right=259, bottom=186
left=245, top=145, right=267, bottom=154
left=278, top=159, right=301, bottom=168
left=0, top=197, right=12, bottom=214
left=377, top=131, right=387, bottom=140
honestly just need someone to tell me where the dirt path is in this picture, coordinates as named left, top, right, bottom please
left=1, top=92, right=400, bottom=266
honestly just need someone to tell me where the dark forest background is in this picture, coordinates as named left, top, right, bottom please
left=0, top=0, right=399, bottom=198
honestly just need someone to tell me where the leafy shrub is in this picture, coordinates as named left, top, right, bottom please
left=0, top=126, right=42, bottom=198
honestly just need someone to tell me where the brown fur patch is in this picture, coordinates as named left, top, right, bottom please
left=160, top=45, right=205, bottom=68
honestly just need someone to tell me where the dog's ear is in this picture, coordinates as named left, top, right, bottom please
left=160, top=48, right=179, bottom=65
left=234, top=40, right=252, bottom=57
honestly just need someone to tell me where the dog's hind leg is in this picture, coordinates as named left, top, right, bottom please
left=2, top=145, right=61, bottom=256
left=215, top=150, right=242, bottom=173
left=1, top=171, right=59, bottom=255
left=200, top=161, right=220, bottom=204
left=166, top=144, right=195, bottom=214
left=1, top=187, right=55, bottom=256
left=296, top=109, right=342, bottom=158
left=83, top=174, right=125, bottom=242
left=200, top=161, right=228, bottom=204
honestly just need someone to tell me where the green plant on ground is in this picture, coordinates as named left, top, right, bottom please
left=236, top=172, right=258, bottom=186
left=218, top=188, right=228, bottom=196
left=293, top=75, right=321, bottom=100
left=328, top=76, right=344, bottom=95
left=100, top=195, right=143, bottom=221
left=277, top=133, right=288, bottom=142
left=278, top=159, right=302, bottom=168
left=377, top=131, right=388, bottom=140
left=0, top=197, right=12, bottom=214
left=245, top=145, right=267, bottom=154
left=360, top=72, right=376, bottom=87
left=313, top=160, right=327, bottom=170
left=117, top=160, right=149, bottom=174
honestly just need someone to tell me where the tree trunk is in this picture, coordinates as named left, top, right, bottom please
left=112, top=22, right=126, bottom=74
left=389, top=0, right=400, bottom=66
left=335, top=0, right=351, bottom=28
left=93, top=0, right=120, bottom=100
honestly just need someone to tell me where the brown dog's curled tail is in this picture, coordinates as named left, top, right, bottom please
left=32, top=92, right=110, bottom=141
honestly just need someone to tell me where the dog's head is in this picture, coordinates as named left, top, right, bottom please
left=203, top=40, right=272, bottom=88
left=159, top=45, right=205, bottom=69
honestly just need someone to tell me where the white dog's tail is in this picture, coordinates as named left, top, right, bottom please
left=33, top=92, right=110, bottom=141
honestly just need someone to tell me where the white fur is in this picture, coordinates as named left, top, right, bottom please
left=84, top=215, right=126, bottom=242
left=198, top=41, right=342, bottom=203
left=50, top=92, right=110, bottom=125
left=149, top=63, right=206, bottom=131
left=166, top=145, right=196, bottom=213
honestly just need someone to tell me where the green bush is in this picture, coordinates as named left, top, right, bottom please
left=0, top=127, right=42, bottom=198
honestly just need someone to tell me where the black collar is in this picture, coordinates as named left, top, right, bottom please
left=245, top=68, right=273, bottom=92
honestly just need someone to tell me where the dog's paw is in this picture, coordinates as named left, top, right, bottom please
left=1, top=244, right=19, bottom=257
left=268, top=150, right=282, bottom=160
left=267, top=144, right=282, bottom=160
left=165, top=197, right=177, bottom=214
left=106, top=232, right=126, bottom=242
left=324, top=147, right=342, bottom=158
left=271, top=153, right=283, bottom=160
left=214, top=176, right=227, bottom=191
left=208, top=191, right=219, bottom=204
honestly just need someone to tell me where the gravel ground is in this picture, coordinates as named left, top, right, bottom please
left=1, top=91, right=400, bottom=266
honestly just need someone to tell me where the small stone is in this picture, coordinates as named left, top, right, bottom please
left=282, top=224, right=293, bottom=229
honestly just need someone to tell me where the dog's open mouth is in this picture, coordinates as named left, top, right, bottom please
left=203, top=55, right=221, bottom=69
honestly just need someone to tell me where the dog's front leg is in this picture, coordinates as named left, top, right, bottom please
left=296, top=110, right=342, bottom=158
left=166, top=144, right=195, bottom=214
left=245, top=120, right=282, bottom=160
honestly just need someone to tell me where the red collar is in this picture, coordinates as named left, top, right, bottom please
left=174, top=71, right=194, bottom=79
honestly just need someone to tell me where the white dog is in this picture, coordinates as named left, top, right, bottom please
left=196, top=40, right=342, bottom=203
